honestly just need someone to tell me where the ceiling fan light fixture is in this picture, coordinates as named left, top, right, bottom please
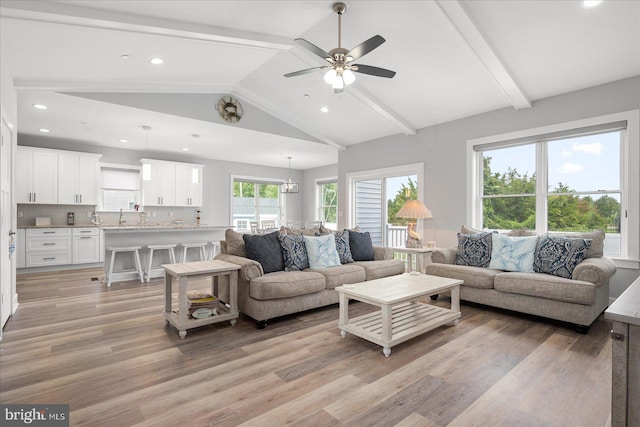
left=324, top=68, right=337, bottom=84
left=332, top=74, right=345, bottom=94
left=343, top=69, right=356, bottom=85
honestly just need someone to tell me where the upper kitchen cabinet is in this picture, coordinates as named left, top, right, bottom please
left=15, top=147, right=58, bottom=204
left=175, top=164, right=203, bottom=207
left=140, top=159, right=204, bottom=207
left=58, top=152, right=102, bottom=205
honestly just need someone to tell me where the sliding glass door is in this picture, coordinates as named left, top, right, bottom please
left=232, top=179, right=281, bottom=231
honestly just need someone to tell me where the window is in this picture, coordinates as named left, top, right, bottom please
left=100, top=165, right=140, bottom=211
left=469, top=111, right=639, bottom=260
left=232, top=178, right=281, bottom=231
left=317, top=179, right=337, bottom=230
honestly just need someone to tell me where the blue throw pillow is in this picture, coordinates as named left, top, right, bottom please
left=456, top=232, right=493, bottom=267
left=303, top=234, right=342, bottom=269
left=278, top=233, right=309, bottom=271
left=348, top=230, right=374, bottom=261
left=533, top=235, right=592, bottom=278
left=243, top=231, right=284, bottom=274
left=489, top=234, right=538, bottom=272
left=334, top=230, right=354, bottom=264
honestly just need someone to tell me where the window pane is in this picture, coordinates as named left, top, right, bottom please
left=483, top=196, right=535, bottom=230
left=320, top=182, right=337, bottom=229
left=386, top=175, right=418, bottom=226
left=257, top=183, right=280, bottom=226
left=548, top=131, right=620, bottom=193
left=103, top=190, right=137, bottom=211
left=355, top=179, right=383, bottom=245
left=483, top=145, right=536, bottom=196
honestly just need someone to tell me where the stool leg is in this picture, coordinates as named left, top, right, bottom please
left=107, top=250, right=116, bottom=287
left=169, top=248, right=176, bottom=264
left=181, top=246, right=187, bottom=263
left=200, top=246, right=206, bottom=261
left=134, top=249, right=144, bottom=283
left=146, top=248, right=154, bottom=283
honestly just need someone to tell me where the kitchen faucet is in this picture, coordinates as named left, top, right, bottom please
left=119, top=208, right=126, bottom=225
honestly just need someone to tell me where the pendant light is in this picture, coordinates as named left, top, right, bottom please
left=141, top=125, right=152, bottom=181
left=280, top=157, right=299, bottom=194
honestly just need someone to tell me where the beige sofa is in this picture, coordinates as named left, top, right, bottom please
left=425, top=228, right=616, bottom=333
left=215, top=229, right=405, bottom=328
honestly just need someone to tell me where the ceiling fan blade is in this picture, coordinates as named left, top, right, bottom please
left=353, top=64, right=396, bottom=78
left=284, top=66, right=326, bottom=78
left=294, top=38, right=331, bottom=60
left=347, top=35, right=385, bottom=61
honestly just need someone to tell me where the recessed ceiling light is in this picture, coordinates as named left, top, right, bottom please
left=150, top=58, right=164, bottom=65
left=582, top=0, right=602, bottom=8
left=320, top=106, right=329, bottom=113
left=39, top=128, right=50, bottom=133
left=33, top=104, right=47, bottom=110
left=182, top=147, right=189, bottom=151
left=120, top=54, right=131, bottom=59
left=119, top=139, right=128, bottom=143
left=304, top=94, right=311, bottom=98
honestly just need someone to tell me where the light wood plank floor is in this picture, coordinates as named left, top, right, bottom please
left=1, top=267, right=612, bottom=426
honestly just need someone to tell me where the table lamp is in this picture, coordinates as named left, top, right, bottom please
left=396, top=200, right=432, bottom=248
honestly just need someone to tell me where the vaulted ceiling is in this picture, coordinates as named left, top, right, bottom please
left=1, top=0, right=638, bottom=169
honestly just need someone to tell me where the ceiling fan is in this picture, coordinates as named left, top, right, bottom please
left=284, top=2, right=396, bottom=94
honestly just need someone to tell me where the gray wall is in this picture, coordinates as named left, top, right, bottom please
left=339, top=76, right=640, bottom=298
left=17, top=135, right=305, bottom=228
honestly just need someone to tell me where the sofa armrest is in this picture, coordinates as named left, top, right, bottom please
left=572, top=256, right=616, bottom=287
left=373, top=246, right=394, bottom=260
left=214, top=253, right=264, bottom=281
left=431, top=247, right=457, bottom=265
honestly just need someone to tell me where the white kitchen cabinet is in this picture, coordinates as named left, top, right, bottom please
left=175, top=164, right=203, bottom=207
left=58, top=152, right=101, bottom=205
left=72, top=228, right=100, bottom=264
left=25, top=228, right=72, bottom=267
left=141, top=159, right=176, bottom=206
left=15, top=147, right=58, bottom=204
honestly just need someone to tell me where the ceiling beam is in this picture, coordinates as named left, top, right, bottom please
left=13, top=79, right=235, bottom=93
left=435, top=0, right=532, bottom=110
left=0, top=0, right=293, bottom=52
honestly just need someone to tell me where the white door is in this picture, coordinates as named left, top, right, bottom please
left=15, top=148, right=32, bottom=203
left=1, top=118, right=13, bottom=328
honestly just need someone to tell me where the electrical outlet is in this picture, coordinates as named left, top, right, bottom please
left=152, top=212, right=156, bottom=218
left=169, top=211, right=174, bottom=218
left=146, top=211, right=151, bottom=217
left=18, top=211, right=23, bottom=218
left=87, top=211, right=92, bottom=217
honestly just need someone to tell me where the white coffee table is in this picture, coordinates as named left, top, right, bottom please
left=337, top=273, right=462, bottom=357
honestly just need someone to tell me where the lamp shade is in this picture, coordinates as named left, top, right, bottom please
left=396, top=200, right=432, bottom=219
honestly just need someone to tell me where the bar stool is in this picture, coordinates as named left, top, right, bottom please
left=144, top=244, right=177, bottom=282
left=105, top=246, right=143, bottom=287
left=208, top=241, right=221, bottom=260
left=179, top=242, right=208, bottom=262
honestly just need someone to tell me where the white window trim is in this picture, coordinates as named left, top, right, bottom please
left=466, top=110, right=639, bottom=269
left=229, top=174, right=286, bottom=227
left=346, top=163, right=424, bottom=229
left=98, top=163, right=142, bottom=212
left=315, top=176, right=338, bottom=222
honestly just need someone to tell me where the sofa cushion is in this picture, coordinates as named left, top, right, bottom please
left=506, top=228, right=536, bottom=237
left=225, top=228, right=247, bottom=257
left=456, top=232, right=493, bottom=268
left=334, top=230, right=354, bottom=264
left=353, top=259, right=405, bottom=281
left=303, top=234, right=341, bottom=268
left=489, top=234, right=538, bottom=272
left=554, top=229, right=604, bottom=259
left=243, top=231, right=284, bottom=274
left=278, top=233, right=309, bottom=271
left=534, top=235, right=592, bottom=279
left=309, top=264, right=366, bottom=289
left=425, top=263, right=499, bottom=289
left=494, top=272, right=596, bottom=305
left=349, top=230, right=374, bottom=261
left=279, top=226, right=318, bottom=236
left=249, top=271, right=326, bottom=300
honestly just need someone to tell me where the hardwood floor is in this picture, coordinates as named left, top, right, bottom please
left=1, top=267, right=612, bottom=426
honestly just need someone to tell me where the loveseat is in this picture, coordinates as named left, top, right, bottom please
left=215, top=227, right=405, bottom=328
left=425, top=226, right=616, bottom=332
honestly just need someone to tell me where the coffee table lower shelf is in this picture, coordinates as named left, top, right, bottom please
left=340, top=301, right=460, bottom=357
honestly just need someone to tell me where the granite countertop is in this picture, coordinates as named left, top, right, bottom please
left=19, top=224, right=231, bottom=230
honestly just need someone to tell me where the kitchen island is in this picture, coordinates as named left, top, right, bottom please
left=102, top=224, right=230, bottom=283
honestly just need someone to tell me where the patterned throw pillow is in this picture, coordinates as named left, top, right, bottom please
left=303, top=234, right=342, bottom=269
left=489, top=234, right=538, bottom=272
left=533, top=235, right=592, bottom=278
left=242, top=231, right=284, bottom=274
left=334, top=230, right=354, bottom=264
left=348, top=230, right=374, bottom=261
left=455, top=232, right=493, bottom=267
left=278, top=234, right=309, bottom=271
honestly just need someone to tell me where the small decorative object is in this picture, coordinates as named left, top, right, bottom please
left=35, top=217, right=52, bottom=227
left=217, top=96, right=243, bottom=123
left=426, top=241, right=436, bottom=249
left=67, top=212, right=75, bottom=225
left=91, top=211, right=103, bottom=225
left=196, top=210, right=201, bottom=225
left=396, top=199, right=433, bottom=248
left=281, top=156, right=299, bottom=193
left=137, top=212, right=147, bottom=225
left=188, top=292, right=219, bottom=318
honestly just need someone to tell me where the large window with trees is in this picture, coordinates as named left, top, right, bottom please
left=232, top=179, right=281, bottom=231
left=472, top=116, right=633, bottom=258
left=318, top=179, right=338, bottom=230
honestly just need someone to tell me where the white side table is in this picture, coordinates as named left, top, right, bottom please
left=391, top=246, right=436, bottom=274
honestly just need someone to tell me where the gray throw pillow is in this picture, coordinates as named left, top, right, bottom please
left=533, top=235, right=592, bottom=278
left=243, top=231, right=284, bottom=274
left=225, top=228, right=246, bottom=257
left=455, top=232, right=493, bottom=267
left=348, top=230, right=374, bottom=261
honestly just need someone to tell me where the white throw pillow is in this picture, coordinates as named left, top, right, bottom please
left=489, top=234, right=538, bottom=272
left=303, top=234, right=341, bottom=269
